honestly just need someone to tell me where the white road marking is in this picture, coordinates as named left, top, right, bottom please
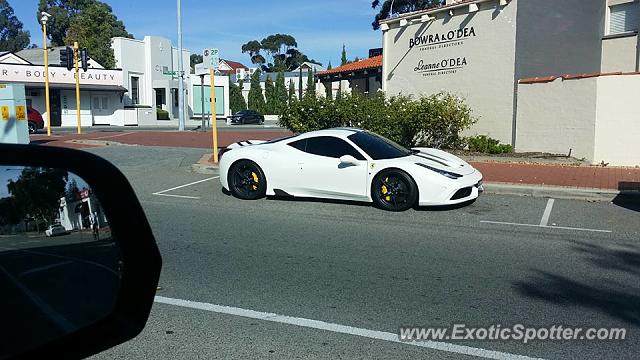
left=152, top=176, right=219, bottom=199
left=89, top=132, right=133, bottom=140
left=154, top=296, right=543, bottom=360
left=153, top=193, right=201, bottom=200
left=539, top=199, right=555, bottom=226
left=480, top=221, right=611, bottom=233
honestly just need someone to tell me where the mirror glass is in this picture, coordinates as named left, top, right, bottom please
left=0, top=166, right=122, bottom=358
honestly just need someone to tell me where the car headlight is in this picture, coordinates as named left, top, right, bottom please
left=415, top=163, right=462, bottom=179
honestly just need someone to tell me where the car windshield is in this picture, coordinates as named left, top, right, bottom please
left=347, top=131, right=412, bottom=160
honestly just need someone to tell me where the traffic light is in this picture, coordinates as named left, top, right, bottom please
left=59, top=46, right=73, bottom=71
left=80, top=48, right=89, bottom=72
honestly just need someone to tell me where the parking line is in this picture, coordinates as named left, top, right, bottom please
left=480, top=221, right=611, bottom=233
left=152, top=176, right=219, bottom=199
left=539, top=199, right=555, bottom=226
left=155, top=296, right=543, bottom=360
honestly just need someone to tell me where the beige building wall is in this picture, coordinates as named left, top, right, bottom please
left=515, top=78, right=598, bottom=161
left=601, top=35, right=639, bottom=72
left=593, top=75, right=640, bottom=166
left=382, top=1, right=519, bottom=144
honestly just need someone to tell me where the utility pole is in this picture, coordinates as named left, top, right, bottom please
left=210, top=67, right=218, bottom=163
left=41, top=12, right=52, bottom=136
left=176, top=0, right=185, bottom=131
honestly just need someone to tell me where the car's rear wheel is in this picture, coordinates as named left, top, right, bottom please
left=28, top=122, right=37, bottom=134
left=371, top=169, right=418, bottom=211
left=228, top=160, right=267, bottom=200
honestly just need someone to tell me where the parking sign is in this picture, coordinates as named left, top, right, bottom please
left=202, top=48, right=220, bottom=71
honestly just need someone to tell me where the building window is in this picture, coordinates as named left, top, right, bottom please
left=131, top=76, right=140, bottom=105
left=609, top=2, right=639, bottom=35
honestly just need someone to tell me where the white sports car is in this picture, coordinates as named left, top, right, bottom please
left=219, top=128, right=483, bottom=211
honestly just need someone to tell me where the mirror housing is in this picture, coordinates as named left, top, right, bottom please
left=0, top=144, right=161, bottom=360
left=339, top=155, right=360, bottom=166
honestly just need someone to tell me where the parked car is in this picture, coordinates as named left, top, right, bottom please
left=229, top=110, right=264, bottom=125
left=45, top=224, right=69, bottom=237
left=27, top=106, right=45, bottom=134
left=220, top=128, right=483, bottom=211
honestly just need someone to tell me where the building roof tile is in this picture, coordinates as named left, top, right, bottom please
left=317, top=55, right=382, bottom=76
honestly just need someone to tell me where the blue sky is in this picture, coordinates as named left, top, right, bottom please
left=12, top=0, right=382, bottom=68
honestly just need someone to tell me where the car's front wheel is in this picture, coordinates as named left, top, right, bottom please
left=228, top=160, right=267, bottom=200
left=371, top=169, right=418, bottom=211
left=28, top=122, right=37, bottom=134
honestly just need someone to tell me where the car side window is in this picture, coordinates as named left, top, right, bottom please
left=304, top=137, right=365, bottom=160
left=288, top=139, right=307, bottom=152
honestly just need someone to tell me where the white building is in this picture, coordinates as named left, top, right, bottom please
left=1, top=48, right=127, bottom=127
left=380, top=0, right=640, bottom=165
left=112, top=36, right=230, bottom=124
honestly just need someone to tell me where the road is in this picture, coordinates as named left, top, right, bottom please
left=75, top=145, right=640, bottom=359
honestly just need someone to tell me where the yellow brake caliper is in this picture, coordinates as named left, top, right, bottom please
left=381, top=177, right=390, bottom=201
left=251, top=172, right=259, bottom=191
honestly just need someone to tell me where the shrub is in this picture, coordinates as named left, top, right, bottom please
left=229, top=81, right=247, bottom=114
left=156, top=108, right=169, bottom=120
left=279, top=91, right=477, bottom=149
left=467, top=135, right=513, bottom=154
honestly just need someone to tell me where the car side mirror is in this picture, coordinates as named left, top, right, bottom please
left=339, top=155, right=360, bottom=166
left=0, top=144, right=161, bottom=360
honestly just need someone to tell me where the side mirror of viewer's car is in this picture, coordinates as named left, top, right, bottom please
left=0, top=144, right=161, bottom=360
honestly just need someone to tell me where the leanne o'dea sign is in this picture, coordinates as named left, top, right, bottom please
left=0, top=64, right=123, bottom=86
left=409, top=26, right=477, bottom=77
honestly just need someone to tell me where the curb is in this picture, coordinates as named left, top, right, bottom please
left=191, top=153, right=219, bottom=174
left=483, top=182, right=638, bottom=202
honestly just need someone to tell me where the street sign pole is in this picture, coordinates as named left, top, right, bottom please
left=210, top=67, right=218, bottom=163
left=200, top=75, right=205, bottom=132
left=73, top=42, right=81, bottom=135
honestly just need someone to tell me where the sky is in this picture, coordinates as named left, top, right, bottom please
left=11, top=0, right=383, bottom=68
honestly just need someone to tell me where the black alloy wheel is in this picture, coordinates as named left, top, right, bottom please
left=228, top=160, right=267, bottom=200
left=372, top=169, right=418, bottom=211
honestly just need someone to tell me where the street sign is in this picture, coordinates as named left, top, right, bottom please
left=163, top=70, right=178, bottom=76
left=202, top=48, right=219, bottom=70
left=195, top=63, right=208, bottom=76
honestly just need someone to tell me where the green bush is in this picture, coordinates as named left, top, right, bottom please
left=466, top=135, right=513, bottom=154
left=156, top=108, right=169, bottom=120
left=279, top=91, right=477, bottom=149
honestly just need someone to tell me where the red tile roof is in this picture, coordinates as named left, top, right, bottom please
left=317, top=55, right=382, bottom=76
left=221, top=59, right=249, bottom=70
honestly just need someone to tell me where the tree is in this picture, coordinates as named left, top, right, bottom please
left=274, top=71, right=288, bottom=115
left=190, top=53, right=203, bottom=72
left=371, top=0, right=442, bottom=30
left=341, top=44, right=348, bottom=66
left=327, top=61, right=332, bottom=70
left=298, top=68, right=303, bottom=100
left=0, top=0, right=31, bottom=52
left=264, top=75, right=275, bottom=114
left=241, top=34, right=320, bottom=72
left=324, top=82, right=333, bottom=100
left=7, top=167, right=68, bottom=231
left=229, top=81, right=246, bottom=114
left=288, top=79, right=296, bottom=104
left=304, top=69, right=316, bottom=99
left=247, top=69, right=265, bottom=114
left=38, top=0, right=132, bottom=68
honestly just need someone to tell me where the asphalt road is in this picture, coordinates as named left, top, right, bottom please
left=76, top=145, right=640, bottom=359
